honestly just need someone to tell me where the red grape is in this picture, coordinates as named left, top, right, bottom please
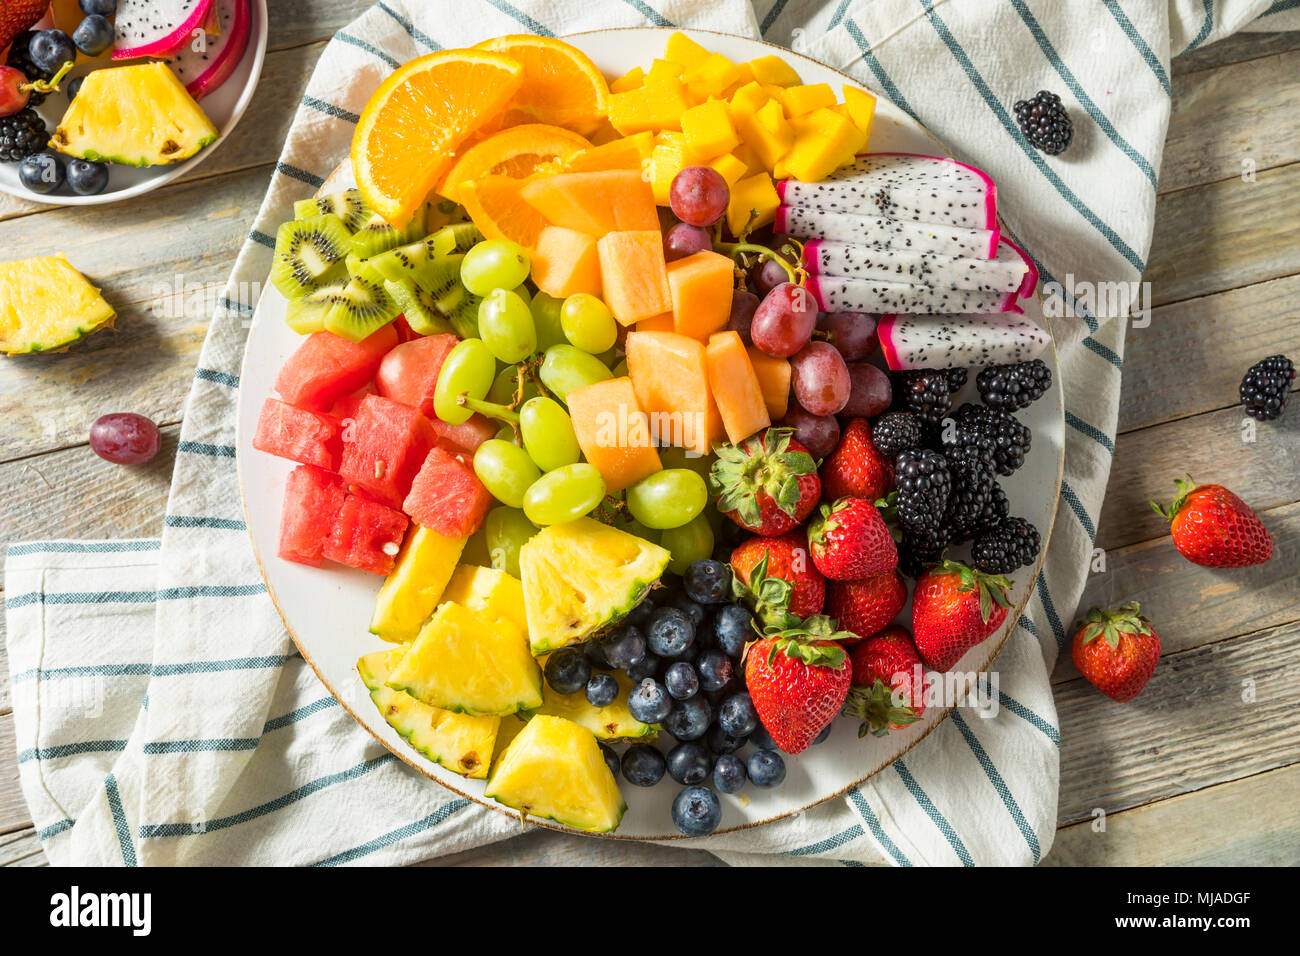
left=90, top=413, right=162, bottom=465
left=752, top=257, right=790, bottom=296
left=751, top=283, right=818, bottom=358
left=781, top=404, right=840, bottom=459
left=664, top=222, right=713, bottom=262
left=791, top=341, right=851, bottom=416
left=669, top=166, right=729, bottom=227
left=818, top=311, right=878, bottom=360
left=839, top=362, right=893, bottom=418
left=726, top=290, right=759, bottom=346
left=0, top=67, right=32, bottom=116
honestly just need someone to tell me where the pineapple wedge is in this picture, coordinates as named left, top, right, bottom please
left=534, top=661, right=658, bottom=740
left=370, top=526, right=467, bottom=643
left=0, top=255, right=115, bottom=355
left=441, top=564, right=529, bottom=635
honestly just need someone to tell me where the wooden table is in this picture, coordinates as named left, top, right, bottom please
left=2, top=6, right=1297, bottom=867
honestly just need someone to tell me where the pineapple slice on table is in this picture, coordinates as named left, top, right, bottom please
left=0, top=255, right=115, bottom=355
left=533, top=660, right=659, bottom=741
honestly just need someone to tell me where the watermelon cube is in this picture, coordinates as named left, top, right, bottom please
left=323, top=494, right=410, bottom=576
left=431, top=413, right=497, bottom=455
left=404, top=445, right=493, bottom=538
left=338, top=394, right=436, bottom=508
left=374, top=334, right=459, bottom=418
left=329, top=385, right=375, bottom=422
left=253, top=398, right=343, bottom=471
left=275, top=325, right=398, bottom=412
left=279, top=466, right=347, bottom=567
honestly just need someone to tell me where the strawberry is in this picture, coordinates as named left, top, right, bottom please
left=1071, top=602, right=1161, bottom=702
left=1151, top=476, right=1273, bottom=568
left=826, top=570, right=908, bottom=644
left=730, top=533, right=825, bottom=625
left=744, top=617, right=854, bottom=753
left=844, top=625, right=927, bottom=736
left=807, top=497, right=897, bottom=579
left=820, top=418, right=893, bottom=502
left=0, top=2, right=48, bottom=54
left=711, top=427, right=820, bottom=537
left=911, top=559, right=1012, bottom=672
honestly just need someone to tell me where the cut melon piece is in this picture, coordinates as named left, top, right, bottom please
left=484, top=715, right=626, bottom=832
left=534, top=663, right=658, bottom=740
left=566, top=376, right=662, bottom=493
left=0, top=255, right=115, bottom=355
left=519, top=516, right=670, bottom=655
left=747, top=348, right=792, bottom=420
left=636, top=312, right=675, bottom=333
left=706, top=332, right=771, bottom=444
left=459, top=174, right=549, bottom=250
left=51, top=62, right=219, bottom=166
left=626, top=330, right=724, bottom=455
left=530, top=226, right=602, bottom=299
left=666, top=250, right=734, bottom=341
left=439, top=564, right=529, bottom=635
left=597, top=230, right=672, bottom=327
left=386, top=601, right=542, bottom=716
left=358, top=649, right=499, bottom=779
left=369, top=525, right=467, bottom=643
left=520, top=170, right=658, bottom=237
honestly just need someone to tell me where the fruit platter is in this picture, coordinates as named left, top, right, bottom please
left=0, top=0, right=267, bottom=205
left=236, top=28, right=1064, bottom=839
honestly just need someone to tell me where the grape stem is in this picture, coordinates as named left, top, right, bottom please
left=23, top=60, right=74, bottom=95
left=719, top=242, right=799, bottom=285
left=458, top=395, right=520, bottom=425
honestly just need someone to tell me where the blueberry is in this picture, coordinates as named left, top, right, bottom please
left=749, top=720, right=776, bottom=750
left=72, top=15, right=114, bottom=56
left=67, top=75, right=85, bottom=101
left=748, top=749, right=786, bottom=788
left=812, top=723, right=833, bottom=745
left=710, top=604, right=754, bottom=658
left=585, top=672, right=619, bottom=707
left=672, top=786, right=722, bottom=836
left=706, top=679, right=741, bottom=707
left=717, top=692, right=759, bottom=737
left=647, top=606, right=695, bottom=659
left=665, top=741, right=712, bottom=785
left=66, top=158, right=108, bottom=196
left=544, top=647, right=590, bottom=695
left=706, top=723, right=747, bottom=755
left=664, top=694, right=711, bottom=741
left=18, top=151, right=63, bottom=194
left=599, top=743, right=620, bottom=779
left=621, top=744, right=666, bottom=787
left=685, top=559, right=732, bottom=604
left=712, top=753, right=746, bottom=793
left=600, top=623, right=646, bottom=671
left=29, top=30, right=76, bottom=75
left=695, top=649, right=733, bottom=692
left=584, top=638, right=614, bottom=671
left=625, top=652, right=660, bottom=682
left=627, top=678, right=672, bottom=724
left=626, top=600, right=654, bottom=627
left=80, top=0, right=118, bottom=14
left=664, top=661, right=699, bottom=700
left=672, top=594, right=706, bottom=628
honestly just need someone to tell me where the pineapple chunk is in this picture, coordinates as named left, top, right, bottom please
left=748, top=54, right=802, bottom=87
left=727, top=172, right=781, bottom=237
left=370, top=525, right=467, bottom=643
left=440, top=564, right=529, bottom=634
left=681, top=99, right=741, bottom=161
left=535, top=662, right=659, bottom=740
left=358, top=649, right=499, bottom=779
left=0, top=255, right=115, bottom=355
left=485, top=715, right=626, bottom=832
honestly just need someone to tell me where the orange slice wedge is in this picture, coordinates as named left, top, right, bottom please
left=439, top=124, right=592, bottom=203
left=474, top=35, right=611, bottom=136
left=351, top=50, right=525, bottom=227
left=460, top=174, right=550, bottom=250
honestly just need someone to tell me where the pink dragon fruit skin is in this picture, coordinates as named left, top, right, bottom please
left=161, top=0, right=252, bottom=100
left=113, top=0, right=216, bottom=60
left=775, top=205, right=1001, bottom=259
left=803, top=238, right=1031, bottom=295
left=806, top=275, right=1025, bottom=315
left=876, top=313, right=1050, bottom=370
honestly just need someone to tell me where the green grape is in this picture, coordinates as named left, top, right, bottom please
left=611, top=358, right=629, bottom=378
left=659, top=445, right=716, bottom=483
left=434, top=338, right=496, bottom=425
left=523, top=463, right=607, bottom=526
left=513, top=284, right=532, bottom=305
left=460, top=240, right=530, bottom=296
left=485, top=506, right=539, bottom=577
left=625, top=468, right=708, bottom=530
left=461, top=529, right=492, bottom=568
left=660, top=514, right=715, bottom=575
left=530, top=291, right=568, bottom=351
left=539, top=345, right=614, bottom=403
left=473, top=438, right=542, bottom=509
left=488, top=365, right=540, bottom=406
left=561, top=293, right=618, bottom=354
left=520, top=397, right=582, bottom=471
left=596, top=346, right=620, bottom=369
left=479, top=288, right=537, bottom=363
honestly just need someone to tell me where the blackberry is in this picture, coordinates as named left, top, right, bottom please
left=1014, top=90, right=1073, bottom=156
left=891, top=370, right=952, bottom=427
left=972, top=517, right=1042, bottom=574
left=0, top=109, right=48, bottom=164
left=894, top=449, right=950, bottom=536
left=946, top=403, right=1031, bottom=476
left=944, top=367, right=968, bottom=392
left=976, top=359, right=1052, bottom=412
left=5, top=32, right=53, bottom=108
left=1239, top=354, right=1294, bottom=422
left=944, top=451, right=997, bottom=542
left=898, top=526, right=951, bottom=578
left=871, top=411, right=924, bottom=458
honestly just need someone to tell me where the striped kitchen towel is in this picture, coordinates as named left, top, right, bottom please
left=7, top=0, right=1296, bottom=867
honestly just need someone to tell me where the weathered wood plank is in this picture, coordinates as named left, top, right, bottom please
left=0, top=827, right=45, bottom=866
left=267, top=0, right=372, bottom=52
left=0, top=714, right=27, bottom=834
left=1172, top=29, right=1300, bottom=76
left=1046, top=763, right=1300, bottom=865
left=425, top=828, right=725, bottom=867
left=1055, top=620, right=1300, bottom=826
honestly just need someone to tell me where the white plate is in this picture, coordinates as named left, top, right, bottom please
left=236, top=28, right=1064, bottom=841
left=0, top=0, right=268, bottom=205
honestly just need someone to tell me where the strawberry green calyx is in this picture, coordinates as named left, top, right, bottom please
left=807, top=500, right=846, bottom=551
left=1150, top=475, right=1198, bottom=522
left=734, top=552, right=798, bottom=630
left=843, top=679, right=920, bottom=738
left=1079, top=601, right=1153, bottom=649
left=766, top=615, right=854, bottom=668
left=935, top=559, right=1012, bottom=623
left=874, top=492, right=902, bottom=543
left=711, top=428, right=817, bottom=528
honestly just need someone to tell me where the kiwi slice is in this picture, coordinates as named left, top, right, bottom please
left=431, top=221, right=485, bottom=256
left=363, top=232, right=459, bottom=288
left=385, top=254, right=480, bottom=339
left=345, top=252, right=366, bottom=278
left=285, top=280, right=347, bottom=335
left=384, top=280, right=454, bottom=337
left=322, top=271, right=401, bottom=343
left=294, top=189, right=374, bottom=233
left=348, top=205, right=428, bottom=258
left=269, top=214, right=352, bottom=299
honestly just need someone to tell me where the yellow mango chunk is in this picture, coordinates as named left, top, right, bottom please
left=749, top=99, right=795, bottom=171
left=683, top=53, right=741, bottom=101
left=610, top=66, right=644, bottom=93
left=782, top=107, right=869, bottom=182
left=779, top=83, right=837, bottom=117
left=842, top=85, right=878, bottom=136
left=682, top=99, right=741, bottom=160
left=649, top=132, right=691, bottom=205
left=727, top=172, right=780, bottom=237
left=709, top=152, right=749, bottom=187
left=609, top=80, right=691, bottom=134
left=665, top=32, right=712, bottom=69
left=749, top=54, right=802, bottom=87
left=729, top=81, right=770, bottom=118
left=644, top=58, right=683, bottom=86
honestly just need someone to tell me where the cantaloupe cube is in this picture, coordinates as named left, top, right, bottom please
left=626, top=331, right=725, bottom=456
left=681, top=99, right=740, bottom=160
left=566, top=376, right=663, bottom=493
left=611, top=67, right=644, bottom=93
left=609, top=81, right=692, bottom=134
left=683, top=53, right=741, bottom=101
left=666, top=251, right=734, bottom=341
left=665, top=32, right=712, bottom=69
left=649, top=132, right=691, bottom=206
left=707, top=332, right=771, bottom=444
left=644, top=58, right=684, bottom=86
left=709, top=152, right=749, bottom=187
left=782, top=107, right=869, bottom=182
left=563, top=132, right=654, bottom=173
left=842, top=85, right=877, bottom=136
left=637, top=312, right=675, bottom=333
left=749, top=54, right=802, bottom=87
left=747, top=348, right=791, bottom=420
left=521, top=170, right=658, bottom=236
left=597, top=231, right=672, bottom=327
left=727, top=172, right=781, bottom=237
left=532, top=226, right=602, bottom=299
left=779, top=84, right=837, bottom=117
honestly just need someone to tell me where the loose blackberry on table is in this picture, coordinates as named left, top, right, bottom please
left=972, top=517, right=1042, bottom=574
left=976, top=359, right=1052, bottom=412
left=1015, top=90, right=1073, bottom=155
left=1239, top=354, right=1294, bottom=422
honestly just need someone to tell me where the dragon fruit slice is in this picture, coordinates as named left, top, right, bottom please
left=161, top=0, right=251, bottom=99
left=877, top=313, right=1050, bottom=370
left=807, top=276, right=1024, bottom=314
left=776, top=205, right=1000, bottom=260
left=114, top=0, right=215, bottom=60
left=777, top=153, right=998, bottom=231
left=804, top=238, right=1030, bottom=294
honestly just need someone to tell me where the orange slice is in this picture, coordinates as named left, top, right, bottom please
left=351, top=50, right=525, bottom=227
left=439, top=124, right=592, bottom=203
left=460, top=175, right=550, bottom=250
left=474, top=35, right=611, bottom=135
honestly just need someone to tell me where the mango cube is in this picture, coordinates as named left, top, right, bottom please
left=729, top=81, right=770, bottom=118
left=644, top=58, right=684, bottom=86
left=748, top=99, right=795, bottom=171
left=842, top=85, right=878, bottom=135
left=721, top=61, right=757, bottom=98
left=665, top=32, right=712, bottom=69
left=709, top=152, right=749, bottom=187
left=779, top=83, right=837, bottom=117
left=683, top=53, right=742, bottom=101
left=749, top=54, right=802, bottom=87
left=682, top=99, right=741, bottom=160
left=726, top=172, right=780, bottom=237
left=649, top=132, right=691, bottom=205
left=782, top=107, right=869, bottom=182
left=611, top=67, right=644, bottom=93
left=609, top=81, right=692, bottom=134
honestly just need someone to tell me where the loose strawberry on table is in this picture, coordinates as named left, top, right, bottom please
left=1070, top=603, right=1161, bottom=703
left=1152, top=476, right=1273, bottom=569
